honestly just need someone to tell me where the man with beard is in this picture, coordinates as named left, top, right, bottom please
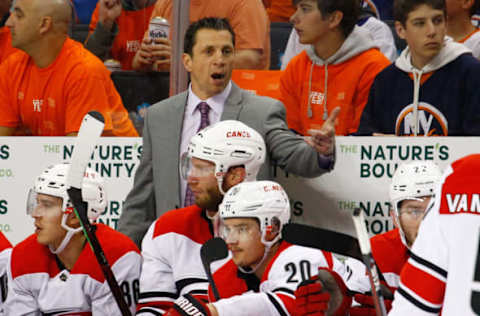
left=136, top=120, right=267, bottom=315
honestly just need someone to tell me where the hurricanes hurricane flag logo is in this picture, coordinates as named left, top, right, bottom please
left=395, top=102, right=449, bottom=136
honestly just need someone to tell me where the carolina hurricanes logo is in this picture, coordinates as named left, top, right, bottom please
left=395, top=102, right=449, bottom=136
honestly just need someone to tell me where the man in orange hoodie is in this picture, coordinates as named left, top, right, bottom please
left=280, top=0, right=390, bottom=136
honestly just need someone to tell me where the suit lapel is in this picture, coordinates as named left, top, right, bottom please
left=221, top=82, right=244, bottom=120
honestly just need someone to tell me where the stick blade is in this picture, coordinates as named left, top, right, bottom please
left=282, top=223, right=363, bottom=261
left=201, top=237, right=228, bottom=264
left=66, top=111, right=105, bottom=189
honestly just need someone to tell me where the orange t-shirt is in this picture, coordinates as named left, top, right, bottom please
left=150, top=0, right=271, bottom=69
left=88, top=4, right=155, bottom=70
left=0, top=27, right=19, bottom=65
left=280, top=49, right=390, bottom=135
left=266, top=0, right=295, bottom=22
left=0, top=38, right=138, bottom=136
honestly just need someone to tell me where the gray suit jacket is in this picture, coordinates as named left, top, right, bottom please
left=118, top=82, right=334, bottom=246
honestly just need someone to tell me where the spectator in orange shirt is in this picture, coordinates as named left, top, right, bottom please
left=0, top=0, right=18, bottom=64
left=280, top=0, right=390, bottom=136
left=131, top=0, right=270, bottom=71
left=0, top=0, right=137, bottom=136
left=85, top=0, right=157, bottom=70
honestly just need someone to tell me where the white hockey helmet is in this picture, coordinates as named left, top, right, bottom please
left=389, top=161, right=442, bottom=246
left=27, top=163, right=107, bottom=253
left=180, top=120, right=266, bottom=194
left=219, top=180, right=290, bottom=247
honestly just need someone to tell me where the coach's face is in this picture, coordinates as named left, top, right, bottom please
left=182, top=28, right=234, bottom=100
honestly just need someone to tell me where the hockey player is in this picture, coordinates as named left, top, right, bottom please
left=357, top=0, right=480, bottom=136
left=345, top=161, right=442, bottom=314
left=136, top=120, right=267, bottom=315
left=4, top=163, right=141, bottom=315
left=0, top=232, right=12, bottom=316
left=390, top=154, right=480, bottom=315
left=293, top=161, right=442, bottom=315
left=166, top=180, right=350, bottom=316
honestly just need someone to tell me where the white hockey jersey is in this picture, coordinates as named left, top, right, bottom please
left=4, top=224, right=141, bottom=315
left=137, top=205, right=219, bottom=315
left=389, top=154, right=480, bottom=316
left=0, top=232, right=12, bottom=316
left=208, top=241, right=347, bottom=316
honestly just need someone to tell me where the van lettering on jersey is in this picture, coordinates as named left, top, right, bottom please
left=445, top=193, right=480, bottom=213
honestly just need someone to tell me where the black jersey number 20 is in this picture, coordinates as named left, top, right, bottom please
left=285, top=260, right=312, bottom=283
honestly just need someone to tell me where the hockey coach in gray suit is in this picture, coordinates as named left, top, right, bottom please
left=118, top=17, right=340, bottom=246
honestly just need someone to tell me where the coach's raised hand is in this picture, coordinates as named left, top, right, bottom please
left=305, top=107, right=340, bottom=157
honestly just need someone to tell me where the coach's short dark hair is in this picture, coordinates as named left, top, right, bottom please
left=292, top=0, right=359, bottom=38
left=183, top=17, right=236, bottom=56
left=394, top=0, right=446, bottom=25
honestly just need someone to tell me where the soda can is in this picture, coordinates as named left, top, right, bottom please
left=149, top=16, right=169, bottom=40
left=104, top=59, right=121, bottom=72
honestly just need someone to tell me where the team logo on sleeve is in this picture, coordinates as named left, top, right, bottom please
left=395, top=102, right=448, bottom=136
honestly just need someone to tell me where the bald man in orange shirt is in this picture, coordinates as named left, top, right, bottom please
left=0, top=0, right=137, bottom=136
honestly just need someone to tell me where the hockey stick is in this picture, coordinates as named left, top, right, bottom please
left=283, top=223, right=363, bottom=261
left=352, top=208, right=387, bottom=316
left=66, top=111, right=132, bottom=316
left=200, top=237, right=229, bottom=301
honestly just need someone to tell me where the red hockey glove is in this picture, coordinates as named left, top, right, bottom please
left=294, top=274, right=330, bottom=316
left=294, top=268, right=352, bottom=316
left=164, top=294, right=212, bottom=316
left=349, top=286, right=393, bottom=316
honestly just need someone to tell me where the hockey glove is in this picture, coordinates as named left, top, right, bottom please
left=349, top=284, right=393, bottom=316
left=165, top=294, right=212, bottom=316
left=294, top=268, right=352, bottom=316
left=294, top=274, right=330, bottom=316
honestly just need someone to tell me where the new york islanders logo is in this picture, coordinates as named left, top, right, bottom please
left=395, top=102, right=449, bottom=136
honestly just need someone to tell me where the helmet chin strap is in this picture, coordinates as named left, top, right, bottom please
left=238, top=231, right=281, bottom=274
left=49, top=213, right=82, bottom=255
left=216, top=173, right=226, bottom=195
